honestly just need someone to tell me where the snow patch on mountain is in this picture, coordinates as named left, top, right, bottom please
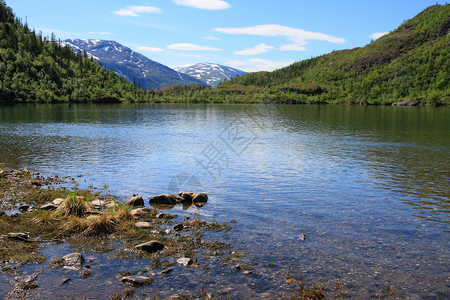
left=175, top=63, right=247, bottom=87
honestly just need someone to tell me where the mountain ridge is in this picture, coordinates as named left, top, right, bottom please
left=62, top=39, right=204, bottom=89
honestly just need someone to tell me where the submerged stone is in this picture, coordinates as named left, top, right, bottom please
left=121, top=275, right=154, bottom=287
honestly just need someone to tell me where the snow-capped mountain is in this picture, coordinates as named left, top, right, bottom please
left=61, top=39, right=204, bottom=89
left=174, top=63, right=247, bottom=87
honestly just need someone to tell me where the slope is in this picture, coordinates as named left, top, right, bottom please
left=62, top=39, right=204, bottom=90
left=0, top=1, right=149, bottom=103
left=215, top=4, right=450, bottom=105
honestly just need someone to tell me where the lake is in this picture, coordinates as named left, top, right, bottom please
left=0, top=103, right=449, bottom=298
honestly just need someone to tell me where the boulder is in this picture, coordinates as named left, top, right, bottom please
left=134, top=240, right=164, bottom=253
left=121, top=275, right=154, bottom=287
left=192, top=193, right=208, bottom=203
left=149, top=194, right=176, bottom=205
left=127, top=195, right=144, bottom=207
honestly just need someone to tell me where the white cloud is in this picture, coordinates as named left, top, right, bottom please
left=215, top=24, right=346, bottom=51
left=88, top=32, right=112, bottom=35
left=114, top=6, right=162, bottom=17
left=172, top=0, right=230, bottom=10
left=369, top=32, right=390, bottom=40
left=228, top=58, right=294, bottom=72
left=137, top=46, right=164, bottom=52
left=167, top=43, right=221, bottom=51
left=234, top=43, right=274, bottom=55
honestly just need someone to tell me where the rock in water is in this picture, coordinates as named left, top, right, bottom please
left=177, top=257, right=193, bottom=266
left=134, top=240, right=164, bottom=253
left=121, top=275, right=154, bottom=287
left=149, top=194, right=176, bottom=205
left=62, top=253, right=85, bottom=269
left=127, top=195, right=144, bottom=207
left=192, top=193, right=208, bottom=203
left=178, top=192, right=195, bottom=202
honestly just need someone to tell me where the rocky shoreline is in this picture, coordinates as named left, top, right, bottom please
left=0, top=166, right=240, bottom=299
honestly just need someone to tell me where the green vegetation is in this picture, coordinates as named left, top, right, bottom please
left=0, top=0, right=149, bottom=103
left=1, top=1, right=448, bottom=105
left=151, top=4, right=449, bottom=106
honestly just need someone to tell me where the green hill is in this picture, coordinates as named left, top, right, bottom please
left=153, top=4, right=449, bottom=105
left=0, top=1, right=149, bottom=103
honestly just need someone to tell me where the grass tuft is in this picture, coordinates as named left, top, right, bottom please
left=57, top=194, right=89, bottom=217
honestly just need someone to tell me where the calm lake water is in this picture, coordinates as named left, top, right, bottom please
left=0, top=103, right=449, bottom=299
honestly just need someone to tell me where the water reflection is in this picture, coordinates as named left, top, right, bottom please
left=0, top=103, right=449, bottom=298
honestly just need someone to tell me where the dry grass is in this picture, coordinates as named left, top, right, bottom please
left=56, top=194, right=89, bottom=217
left=84, top=213, right=116, bottom=236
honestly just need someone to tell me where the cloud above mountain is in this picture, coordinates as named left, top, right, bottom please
left=172, top=0, right=230, bottom=10
left=216, top=24, right=346, bottom=51
left=114, top=6, right=162, bottom=17
left=234, top=43, right=274, bottom=55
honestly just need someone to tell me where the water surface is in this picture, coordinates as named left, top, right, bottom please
left=0, top=103, right=448, bottom=298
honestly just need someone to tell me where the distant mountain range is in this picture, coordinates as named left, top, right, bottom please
left=175, top=63, right=246, bottom=87
left=61, top=39, right=204, bottom=89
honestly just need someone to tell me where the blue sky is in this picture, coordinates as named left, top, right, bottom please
left=6, top=0, right=448, bottom=72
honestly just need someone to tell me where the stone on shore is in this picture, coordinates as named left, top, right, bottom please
left=7, top=232, right=29, bottom=241
left=40, top=203, right=58, bottom=211
left=52, top=198, right=65, bottom=206
left=127, top=195, right=144, bottom=207
left=130, top=207, right=150, bottom=218
left=134, top=240, right=164, bottom=253
left=135, top=221, right=153, bottom=229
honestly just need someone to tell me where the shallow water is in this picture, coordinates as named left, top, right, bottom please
left=0, top=103, right=449, bottom=298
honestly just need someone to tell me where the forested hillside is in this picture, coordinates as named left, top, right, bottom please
left=0, top=1, right=149, bottom=103
left=152, top=4, right=449, bottom=105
